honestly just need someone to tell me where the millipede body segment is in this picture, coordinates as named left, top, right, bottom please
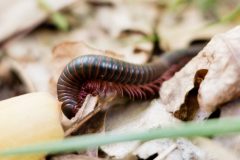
left=57, top=46, right=201, bottom=119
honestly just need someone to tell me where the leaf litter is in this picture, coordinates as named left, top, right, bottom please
left=1, top=0, right=240, bottom=160
left=160, top=26, right=240, bottom=120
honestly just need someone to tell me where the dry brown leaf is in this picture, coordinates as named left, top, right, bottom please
left=5, top=0, right=155, bottom=63
left=100, top=100, right=179, bottom=159
left=94, top=1, right=158, bottom=37
left=4, top=0, right=155, bottom=63
left=212, top=99, right=240, bottom=157
left=213, top=135, right=240, bottom=158
left=61, top=95, right=98, bottom=129
left=0, top=0, right=76, bottom=43
left=158, top=6, right=233, bottom=50
left=133, top=137, right=239, bottom=160
left=160, top=26, right=240, bottom=120
left=219, top=99, right=240, bottom=117
left=4, top=59, right=36, bottom=92
left=52, top=42, right=106, bottom=59
left=4, top=0, right=157, bottom=100
left=0, top=58, right=35, bottom=100
left=63, top=96, right=103, bottom=136
left=193, top=137, right=239, bottom=160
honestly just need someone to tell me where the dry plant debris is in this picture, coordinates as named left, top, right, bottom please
left=193, top=137, right=239, bottom=160
left=1, top=0, right=240, bottom=160
left=101, top=101, right=199, bottom=159
left=213, top=99, right=240, bottom=157
left=0, top=0, right=76, bottom=43
left=160, top=26, right=240, bottom=120
left=0, top=58, right=30, bottom=100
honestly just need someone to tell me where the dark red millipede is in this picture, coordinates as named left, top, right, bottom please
left=57, top=46, right=202, bottom=119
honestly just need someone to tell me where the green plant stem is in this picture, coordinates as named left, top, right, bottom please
left=1, top=117, right=240, bottom=157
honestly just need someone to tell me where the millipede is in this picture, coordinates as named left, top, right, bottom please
left=57, top=45, right=202, bottom=119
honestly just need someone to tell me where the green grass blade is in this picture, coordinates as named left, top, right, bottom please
left=220, top=5, right=240, bottom=23
left=1, top=117, right=240, bottom=157
left=38, top=0, right=69, bottom=31
left=51, top=12, right=69, bottom=31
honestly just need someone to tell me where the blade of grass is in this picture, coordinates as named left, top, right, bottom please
left=1, top=117, right=240, bottom=157
left=50, top=12, right=69, bottom=31
left=38, top=0, right=69, bottom=31
left=168, top=0, right=190, bottom=11
left=220, top=5, right=240, bottom=23
left=195, top=0, right=217, bottom=12
left=208, top=4, right=240, bottom=26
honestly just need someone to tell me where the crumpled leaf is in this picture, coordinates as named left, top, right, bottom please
left=94, top=1, right=158, bottom=38
left=0, top=58, right=33, bottom=100
left=63, top=95, right=105, bottom=136
left=61, top=95, right=99, bottom=129
left=158, top=6, right=233, bottom=50
left=160, top=26, right=240, bottom=120
left=220, top=99, right=240, bottom=118
left=194, top=137, right=239, bottom=160
left=213, top=135, right=240, bottom=158
left=100, top=101, right=180, bottom=159
left=213, top=99, right=240, bottom=157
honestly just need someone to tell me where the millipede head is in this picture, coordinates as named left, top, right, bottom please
left=61, top=102, right=78, bottom=119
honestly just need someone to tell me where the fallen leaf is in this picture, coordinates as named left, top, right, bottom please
left=0, top=0, right=76, bottom=43
left=100, top=100, right=179, bottom=159
left=193, top=137, right=239, bottom=160
left=4, top=0, right=157, bottom=99
left=135, top=137, right=239, bottom=160
left=133, top=139, right=173, bottom=159
left=0, top=58, right=30, bottom=100
left=158, top=6, right=234, bottom=50
left=63, top=95, right=101, bottom=135
left=219, top=99, right=240, bottom=117
left=213, top=99, right=240, bottom=157
left=160, top=26, right=240, bottom=120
